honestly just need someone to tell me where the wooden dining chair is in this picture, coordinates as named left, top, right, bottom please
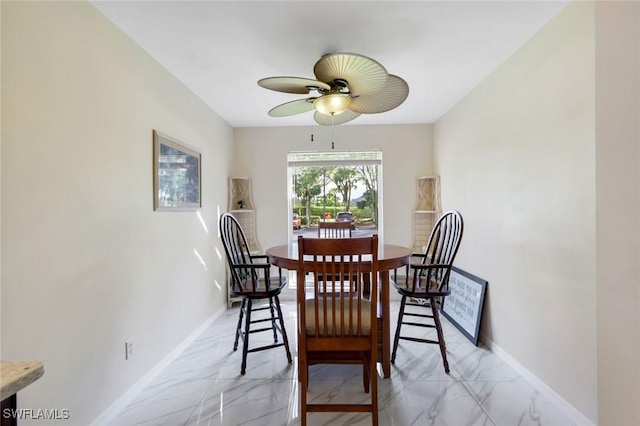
left=297, top=235, right=379, bottom=426
left=219, top=212, right=292, bottom=375
left=317, top=220, right=352, bottom=238
left=391, top=210, right=463, bottom=373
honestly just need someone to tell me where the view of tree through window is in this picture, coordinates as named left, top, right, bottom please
left=288, top=151, right=381, bottom=232
left=285, top=151, right=382, bottom=291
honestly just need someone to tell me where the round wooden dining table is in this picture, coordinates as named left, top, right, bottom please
left=266, top=242, right=411, bottom=378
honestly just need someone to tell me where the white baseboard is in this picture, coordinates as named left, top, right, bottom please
left=91, top=305, right=227, bottom=426
left=483, top=335, right=596, bottom=426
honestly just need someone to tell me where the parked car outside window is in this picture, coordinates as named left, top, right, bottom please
left=336, top=212, right=356, bottom=229
left=292, top=213, right=302, bottom=230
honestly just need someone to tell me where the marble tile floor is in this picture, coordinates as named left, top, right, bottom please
left=111, top=299, right=575, bottom=426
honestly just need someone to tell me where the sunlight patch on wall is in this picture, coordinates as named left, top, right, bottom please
left=193, top=248, right=207, bottom=271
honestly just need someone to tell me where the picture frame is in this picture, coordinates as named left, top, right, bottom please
left=441, top=266, right=488, bottom=346
left=153, top=130, right=201, bottom=211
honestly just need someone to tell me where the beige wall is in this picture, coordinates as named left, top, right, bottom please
left=1, top=2, right=232, bottom=425
left=233, top=124, right=433, bottom=250
left=435, top=2, right=597, bottom=423
left=595, top=2, right=640, bottom=425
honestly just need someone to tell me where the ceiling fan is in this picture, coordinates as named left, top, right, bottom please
left=258, top=52, right=409, bottom=126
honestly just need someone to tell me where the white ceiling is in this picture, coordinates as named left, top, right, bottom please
left=91, top=1, right=569, bottom=128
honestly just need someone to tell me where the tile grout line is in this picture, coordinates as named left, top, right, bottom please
left=449, top=361, right=498, bottom=426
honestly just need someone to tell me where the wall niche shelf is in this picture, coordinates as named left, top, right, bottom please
left=411, top=176, right=442, bottom=253
left=228, top=177, right=260, bottom=253
left=226, top=177, right=261, bottom=307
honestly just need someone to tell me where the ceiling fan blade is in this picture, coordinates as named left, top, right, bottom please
left=349, top=74, right=409, bottom=114
left=268, top=98, right=316, bottom=117
left=258, top=77, right=331, bottom=94
left=314, top=53, right=388, bottom=96
left=313, top=109, right=361, bottom=126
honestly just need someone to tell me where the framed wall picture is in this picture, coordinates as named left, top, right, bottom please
left=153, top=130, right=201, bottom=211
left=441, top=266, right=488, bottom=346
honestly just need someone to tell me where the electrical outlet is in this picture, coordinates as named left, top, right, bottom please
left=125, top=339, right=135, bottom=360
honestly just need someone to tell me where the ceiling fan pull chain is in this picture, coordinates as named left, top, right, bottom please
left=331, top=115, right=335, bottom=150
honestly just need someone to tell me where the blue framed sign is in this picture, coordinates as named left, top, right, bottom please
left=441, top=266, right=487, bottom=346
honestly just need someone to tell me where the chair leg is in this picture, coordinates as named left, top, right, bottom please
left=300, top=354, right=308, bottom=426
left=431, top=297, right=450, bottom=374
left=241, top=299, right=252, bottom=375
left=274, top=296, right=292, bottom=363
left=268, top=296, right=278, bottom=343
left=362, top=356, right=370, bottom=393
left=391, top=295, right=407, bottom=364
left=233, top=298, right=246, bottom=351
left=371, top=354, right=378, bottom=426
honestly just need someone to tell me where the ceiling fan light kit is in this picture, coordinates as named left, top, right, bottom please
left=258, top=52, right=409, bottom=126
left=313, top=92, right=352, bottom=116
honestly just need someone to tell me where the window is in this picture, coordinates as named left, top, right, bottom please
left=283, top=151, right=383, bottom=291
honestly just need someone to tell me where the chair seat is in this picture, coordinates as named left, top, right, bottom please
left=391, top=275, right=450, bottom=298
left=230, top=277, right=287, bottom=298
left=304, top=298, right=372, bottom=336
